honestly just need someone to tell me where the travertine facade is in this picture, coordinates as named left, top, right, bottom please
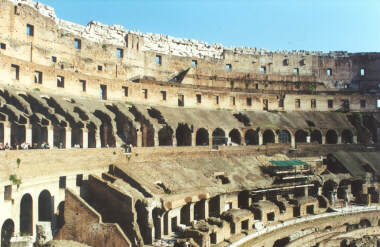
left=0, top=0, right=380, bottom=247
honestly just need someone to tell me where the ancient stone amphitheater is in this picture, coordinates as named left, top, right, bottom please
left=0, top=0, right=380, bottom=247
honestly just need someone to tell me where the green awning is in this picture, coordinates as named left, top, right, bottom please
left=269, top=160, right=308, bottom=167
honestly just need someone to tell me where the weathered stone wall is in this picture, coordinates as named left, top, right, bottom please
left=56, top=189, right=131, bottom=247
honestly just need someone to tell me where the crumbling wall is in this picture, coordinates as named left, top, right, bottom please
left=56, top=189, right=131, bottom=247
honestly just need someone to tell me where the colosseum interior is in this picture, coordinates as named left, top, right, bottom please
left=0, top=0, right=380, bottom=247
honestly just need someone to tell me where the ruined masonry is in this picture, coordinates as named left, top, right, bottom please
left=0, top=0, right=380, bottom=247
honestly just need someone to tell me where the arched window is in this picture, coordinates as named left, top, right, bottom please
left=196, top=128, right=209, bottom=146
left=38, top=190, right=52, bottom=222
left=310, top=130, right=322, bottom=144
left=176, top=124, right=192, bottom=146
left=20, top=194, right=33, bottom=235
left=341, top=129, right=353, bottom=144
left=278, top=130, right=291, bottom=143
left=295, top=130, right=308, bottom=143
left=245, top=130, right=259, bottom=145
left=326, top=130, right=338, bottom=144
left=263, top=129, right=275, bottom=144
left=228, top=129, right=241, bottom=145
left=1, top=219, right=14, bottom=247
left=158, top=126, right=173, bottom=146
left=212, top=128, right=226, bottom=146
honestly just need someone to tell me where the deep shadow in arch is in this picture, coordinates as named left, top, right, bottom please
left=295, top=130, right=308, bottom=143
left=273, top=237, right=290, bottom=247
left=229, top=129, right=241, bottom=145
left=158, top=126, right=173, bottom=146
left=212, top=128, right=226, bottom=146
left=38, top=190, right=53, bottom=222
left=176, top=124, right=192, bottom=146
left=20, top=193, right=33, bottom=235
left=311, top=130, right=322, bottom=144
left=245, top=130, right=259, bottom=145
left=55, top=202, right=65, bottom=232
left=326, top=130, right=338, bottom=144
left=341, top=129, right=353, bottom=144
left=1, top=219, right=14, bottom=247
left=196, top=128, right=209, bottom=146
left=278, top=130, right=291, bottom=144
left=263, top=129, right=275, bottom=145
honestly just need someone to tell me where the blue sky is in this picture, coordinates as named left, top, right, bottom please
left=40, top=0, right=380, bottom=53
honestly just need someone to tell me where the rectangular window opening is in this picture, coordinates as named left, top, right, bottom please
left=326, top=68, right=332, bottom=77
left=156, top=55, right=162, bottom=65
left=360, top=99, right=366, bottom=109
left=178, top=94, right=184, bottom=107
left=76, top=174, right=83, bottom=187
left=59, top=176, right=66, bottom=189
left=0, top=43, right=6, bottom=50
left=260, top=66, right=266, bottom=74
left=360, top=68, right=365, bottom=77
left=293, top=68, right=299, bottom=75
left=34, top=71, right=42, bottom=84
left=247, top=97, right=252, bottom=106
left=215, top=95, right=219, bottom=105
left=100, top=84, right=107, bottom=100
left=52, top=56, right=57, bottom=63
left=11, top=64, right=19, bottom=80
left=311, top=99, right=316, bottom=109
left=143, top=89, right=148, bottom=99
left=196, top=94, right=202, bottom=104
left=57, top=75, right=64, bottom=88
left=328, top=99, right=334, bottom=109
left=97, top=65, right=103, bottom=71
left=117, top=48, right=124, bottom=58
left=74, top=38, right=81, bottom=50
left=122, top=86, right=128, bottom=97
left=295, top=99, right=301, bottom=108
left=4, top=185, right=12, bottom=200
left=263, top=99, right=268, bottom=111
left=161, top=91, right=167, bottom=101
left=279, top=99, right=284, bottom=108
left=192, top=60, right=197, bottom=68
left=377, top=99, right=380, bottom=108
left=26, top=24, right=34, bottom=36
left=226, top=64, right=232, bottom=71
left=231, top=96, right=236, bottom=106
left=80, top=80, right=86, bottom=92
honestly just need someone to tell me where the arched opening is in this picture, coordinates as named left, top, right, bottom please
left=317, top=196, right=328, bottom=208
left=176, top=124, right=192, bottom=146
left=341, top=129, right=353, bottom=144
left=56, top=202, right=65, bottom=231
left=273, top=237, right=290, bottom=247
left=100, top=123, right=116, bottom=147
left=1, top=219, right=14, bottom=247
left=359, top=219, right=371, bottom=228
left=71, top=127, right=83, bottom=148
left=322, top=180, right=337, bottom=203
left=32, top=124, right=47, bottom=148
left=20, top=194, right=33, bottom=235
left=310, top=130, right=322, bottom=144
left=196, top=128, right=209, bottom=146
left=158, top=126, right=173, bottom=146
left=38, top=190, right=53, bottom=222
left=295, top=130, right=308, bottom=143
left=245, top=130, right=259, bottom=145
left=337, top=180, right=351, bottom=200
left=278, top=130, right=291, bottom=144
left=212, top=128, right=226, bottom=146
left=53, top=126, right=66, bottom=148
left=88, top=126, right=96, bottom=148
left=142, top=125, right=154, bottom=147
left=152, top=208, right=162, bottom=240
left=228, top=129, right=241, bottom=145
left=11, top=124, right=25, bottom=148
left=326, top=130, right=338, bottom=144
left=263, top=129, right=275, bottom=144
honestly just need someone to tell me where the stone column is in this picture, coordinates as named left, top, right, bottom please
left=204, top=199, right=209, bottom=219
left=290, top=134, right=296, bottom=148
left=259, top=133, right=263, bottom=146
left=172, top=136, right=177, bottom=147
left=154, top=131, right=159, bottom=147
left=191, top=131, right=196, bottom=147
left=353, top=135, right=358, bottom=144
left=160, top=215, right=165, bottom=237
left=4, top=122, right=11, bottom=146
left=306, top=135, right=311, bottom=143
left=189, top=203, right=195, bottom=224
left=322, top=135, right=326, bottom=145
left=96, top=129, right=102, bottom=148
left=65, top=127, right=72, bottom=149
left=337, top=135, right=342, bottom=144
left=209, top=136, right=213, bottom=147
left=274, top=133, right=279, bottom=144
left=137, top=130, right=142, bottom=147
left=240, top=132, right=245, bottom=145
left=167, top=210, right=173, bottom=235
left=83, top=128, right=88, bottom=148
left=48, top=125, right=54, bottom=147
left=25, top=124, right=32, bottom=145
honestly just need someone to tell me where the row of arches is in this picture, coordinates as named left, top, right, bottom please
left=157, top=126, right=355, bottom=147
left=2, top=189, right=65, bottom=246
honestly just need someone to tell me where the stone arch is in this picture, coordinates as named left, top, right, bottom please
left=56, top=202, right=65, bottom=231
left=337, top=180, right=351, bottom=200
left=32, top=124, right=47, bottom=148
left=53, top=125, right=66, bottom=148
left=273, top=237, right=290, bottom=247
left=38, top=190, right=53, bottom=222
left=310, top=130, right=322, bottom=144
left=326, top=129, right=338, bottom=144
left=228, top=129, right=241, bottom=145
left=278, top=130, right=291, bottom=144
left=71, top=127, right=83, bottom=148
left=115, top=118, right=137, bottom=147
left=100, top=123, right=116, bottom=147
left=245, top=129, right=259, bottom=145
left=176, top=124, right=192, bottom=146
left=158, top=126, right=173, bottom=146
left=212, top=128, right=226, bottom=146
left=341, top=129, right=353, bottom=144
left=1, top=219, right=14, bottom=247
left=20, top=193, right=33, bottom=235
left=295, top=129, right=308, bottom=143
left=263, top=129, right=275, bottom=144
left=322, top=180, right=338, bottom=203
left=359, top=219, right=371, bottom=228
left=11, top=123, right=25, bottom=148
left=196, top=128, right=209, bottom=146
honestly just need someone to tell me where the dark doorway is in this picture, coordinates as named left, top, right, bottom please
left=1, top=219, right=14, bottom=247
left=245, top=130, right=259, bottom=145
left=38, top=190, right=53, bottom=222
left=263, top=130, right=275, bottom=144
left=176, top=124, right=192, bottom=146
left=196, top=128, right=209, bottom=146
left=20, top=194, right=33, bottom=235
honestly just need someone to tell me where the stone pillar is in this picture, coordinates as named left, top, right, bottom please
left=172, top=136, right=177, bottom=147
left=137, top=130, right=142, bottom=147
left=291, top=134, right=296, bottom=148
left=204, top=199, right=209, bottom=219
left=317, top=187, right=322, bottom=196
left=209, top=136, right=213, bottom=147
left=96, top=129, right=102, bottom=148
left=259, top=133, right=263, bottom=146
left=83, top=128, right=88, bottom=148
left=25, top=124, right=32, bottom=145
left=160, top=215, right=165, bottom=237
left=322, top=135, right=326, bottom=145
left=48, top=125, right=54, bottom=147
left=154, top=131, right=159, bottom=147
left=304, top=186, right=309, bottom=197
left=353, top=135, right=358, bottom=144
left=189, top=203, right=195, bottom=224
left=65, top=127, right=72, bottom=149
left=274, top=133, right=279, bottom=144
left=337, top=135, right=342, bottom=144
left=4, top=122, right=11, bottom=146
left=306, top=135, right=311, bottom=143
left=191, top=131, right=196, bottom=147
left=167, top=210, right=172, bottom=235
